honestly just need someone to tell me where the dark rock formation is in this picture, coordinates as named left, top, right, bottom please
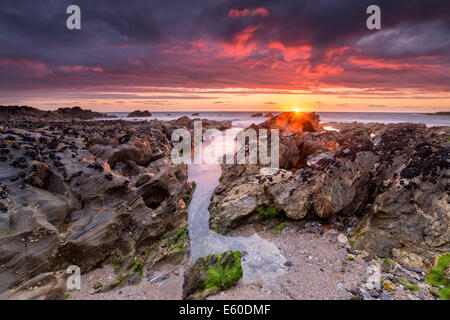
left=0, top=115, right=230, bottom=294
left=209, top=112, right=450, bottom=261
left=0, top=105, right=115, bottom=121
left=127, top=110, right=152, bottom=117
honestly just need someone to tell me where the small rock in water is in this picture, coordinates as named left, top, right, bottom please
left=377, top=253, right=386, bottom=259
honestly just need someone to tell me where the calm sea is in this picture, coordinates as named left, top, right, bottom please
left=104, top=112, right=450, bottom=128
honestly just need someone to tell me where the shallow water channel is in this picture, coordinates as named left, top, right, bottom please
left=187, top=129, right=287, bottom=283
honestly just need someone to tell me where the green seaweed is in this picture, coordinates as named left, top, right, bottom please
left=132, top=259, right=143, bottom=276
left=168, top=227, right=188, bottom=253
left=182, top=194, right=192, bottom=205
left=426, top=253, right=450, bottom=300
left=272, top=222, right=286, bottom=234
left=111, top=258, right=122, bottom=272
left=405, top=284, right=419, bottom=291
left=383, top=258, right=394, bottom=268
left=93, top=282, right=102, bottom=290
left=204, top=251, right=243, bottom=292
left=257, top=206, right=277, bottom=220
left=211, top=228, right=224, bottom=235
left=143, top=249, right=150, bottom=262
left=439, top=287, right=450, bottom=300
left=398, top=276, right=407, bottom=285
left=109, top=274, right=126, bottom=288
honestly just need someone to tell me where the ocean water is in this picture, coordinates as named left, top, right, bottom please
left=105, top=111, right=450, bottom=128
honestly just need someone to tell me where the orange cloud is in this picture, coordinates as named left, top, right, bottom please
left=58, top=65, right=104, bottom=73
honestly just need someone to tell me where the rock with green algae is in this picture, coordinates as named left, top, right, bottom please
left=182, top=250, right=243, bottom=300
left=426, top=253, right=450, bottom=300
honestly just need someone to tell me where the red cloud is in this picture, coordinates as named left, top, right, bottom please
left=252, top=7, right=270, bottom=17
left=228, top=7, right=270, bottom=18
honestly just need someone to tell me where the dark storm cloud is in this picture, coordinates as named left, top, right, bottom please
left=0, top=0, right=449, bottom=92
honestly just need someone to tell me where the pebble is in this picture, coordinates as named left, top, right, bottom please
left=149, top=273, right=170, bottom=283
left=336, top=282, right=345, bottom=292
left=355, top=287, right=373, bottom=300
left=284, top=260, right=293, bottom=267
left=128, top=274, right=141, bottom=285
left=405, top=266, right=422, bottom=274
left=369, top=289, right=380, bottom=298
left=382, top=280, right=396, bottom=292
left=337, top=234, right=348, bottom=244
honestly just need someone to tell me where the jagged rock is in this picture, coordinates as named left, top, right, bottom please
left=0, top=115, right=233, bottom=295
left=107, top=137, right=153, bottom=169
left=209, top=113, right=450, bottom=261
left=25, top=161, right=65, bottom=195
left=209, top=166, right=288, bottom=232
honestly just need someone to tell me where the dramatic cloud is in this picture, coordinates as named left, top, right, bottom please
left=0, top=0, right=449, bottom=111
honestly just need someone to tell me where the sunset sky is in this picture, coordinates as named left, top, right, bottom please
left=0, top=0, right=449, bottom=112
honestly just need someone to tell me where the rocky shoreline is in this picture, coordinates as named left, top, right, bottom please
left=0, top=108, right=448, bottom=300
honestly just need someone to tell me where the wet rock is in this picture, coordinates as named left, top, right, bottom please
left=0, top=117, right=208, bottom=294
left=0, top=271, right=68, bottom=300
